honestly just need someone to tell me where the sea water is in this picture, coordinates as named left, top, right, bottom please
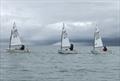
left=0, top=45, right=120, bottom=81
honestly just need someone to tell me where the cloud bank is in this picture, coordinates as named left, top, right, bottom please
left=0, top=0, right=119, bottom=45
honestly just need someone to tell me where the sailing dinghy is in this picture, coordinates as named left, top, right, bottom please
left=6, top=22, right=30, bottom=53
left=58, top=23, right=77, bottom=54
left=91, top=27, right=111, bottom=54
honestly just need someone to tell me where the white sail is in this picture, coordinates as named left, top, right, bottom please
left=10, top=22, right=22, bottom=46
left=94, top=27, right=103, bottom=48
left=61, top=24, right=70, bottom=48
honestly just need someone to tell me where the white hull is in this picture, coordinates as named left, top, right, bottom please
left=91, top=49, right=112, bottom=54
left=58, top=49, right=77, bottom=54
left=6, top=48, right=30, bottom=53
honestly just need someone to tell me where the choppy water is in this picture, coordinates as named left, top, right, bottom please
left=0, top=45, right=120, bottom=81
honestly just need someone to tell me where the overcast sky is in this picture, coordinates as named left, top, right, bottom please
left=0, top=0, right=119, bottom=44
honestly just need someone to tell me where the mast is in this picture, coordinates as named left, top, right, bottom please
left=61, top=23, right=64, bottom=50
left=9, top=30, right=12, bottom=49
left=93, top=27, right=96, bottom=50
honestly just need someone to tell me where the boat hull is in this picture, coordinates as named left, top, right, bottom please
left=58, top=49, right=77, bottom=54
left=6, top=48, right=30, bottom=53
left=91, top=49, right=112, bottom=54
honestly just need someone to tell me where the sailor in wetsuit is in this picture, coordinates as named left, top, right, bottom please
left=20, top=45, right=25, bottom=50
left=69, top=44, right=74, bottom=51
left=103, top=46, right=107, bottom=51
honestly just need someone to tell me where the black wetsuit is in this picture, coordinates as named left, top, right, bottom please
left=20, top=45, right=25, bottom=50
left=103, top=47, right=107, bottom=51
left=69, top=44, right=74, bottom=51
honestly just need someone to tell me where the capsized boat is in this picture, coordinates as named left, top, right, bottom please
left=58, top=23, right=77, bottom=54
left=6, top=22, right=30, bottom=53
left=91, top=26, right=112, bottom=54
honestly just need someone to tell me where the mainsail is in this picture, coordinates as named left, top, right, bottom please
left=10, top=22, right=22, bottom=46
left=94, top=27, right=103, bottom=48
left=61, top=23, right=70, bottom=48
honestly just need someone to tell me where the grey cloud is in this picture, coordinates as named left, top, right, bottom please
left=0, top=0, right=119, bottom=45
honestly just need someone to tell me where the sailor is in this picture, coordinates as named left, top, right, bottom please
left=69, top=44, right=74, bottom=51
left=20, top=45, right=25, bottom=50
left=103, top=45, right=107, bottom=51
